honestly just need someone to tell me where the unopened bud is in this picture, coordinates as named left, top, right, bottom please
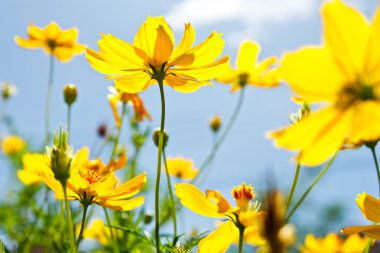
left=97, top=123, right=107, bottom=138
left=63, top=84, right=77, bottom=106
left=144, top=212, right=153, bottom=224
left=152, top=128, right=168, bottom=148
left=1, top=82, right=17, bottom=100
left=209, top=115, right=222, bottom=132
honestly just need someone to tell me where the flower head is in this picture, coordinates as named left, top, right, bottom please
left=86, top=16, right=229, bottom=93
left=175, top=183, right=265, bottom=252
left=165, top=157, right=198, bottom=180
left=108, top=87, right=151, bottom=128
left=217, top=40, right=279, bottom=91
left=342, top=192, right=380, bottom=239
left=300, top=233, right=367, bottom=253
left=1, top=81, right=17, bottom=100
left=269, top=0, right=380, bottom=165
left=40, top=147, right=145, bottom=210
left=1, top=136, right=26, bottom=155
left=209, top=115, right=222, bottom=132
left=15, top=22, right=85, bottom=62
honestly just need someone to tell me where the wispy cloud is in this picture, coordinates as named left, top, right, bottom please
left=166, top=0, right=316, bottom=43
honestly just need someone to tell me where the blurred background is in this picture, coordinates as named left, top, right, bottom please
left=0, top=0, right=379, bottom=249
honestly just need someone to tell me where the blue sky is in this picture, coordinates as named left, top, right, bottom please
left=1, top=0, right=380, bottom=243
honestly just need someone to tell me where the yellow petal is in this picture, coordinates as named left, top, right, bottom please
left=107, top=93, right=121, bottom=128
left=170, top=31, right=224, bottom=67
left=216, top=65, right=236, bottom=84
left=97, top=172, right=146, bottom=200
left=269, top=107, right=352, bottom=166
left=27, top=24, right=45, bottom=40
left=342, top=234, right=368, bottom=252
left=197, top=220, right=238, bottom=253
left=280, top=46, right=345, bottom=102
left=322, top=0, right=370, bottom=80
left=170, top=23, right=195, bottom=60
left=153, top=25, right=174, bottom=65
left=57, top=27, right=78, bottom=44
left=86, top=48, right=128, bottom=75
left=17, top=170, right=43, bottom=185
left=165, top=74, right=209, bottom=93
left=114, top=72, right=154, bottom=94
left=205, top=190, right=233, bottom=213
left=364, top=6, right=380, bottom=76
left=40, top=172, right=67, bottom=200
left=53, top=48, right=75, bottom=62
left=172, top=56, right=229, bottom=81
left=97, top=196, right=144, bottom=211
left=249, top=68, right=279, bottom=88
left=14, top=37, right=44, bottom=48
left=355, top=193, right=380, bottom=223
left=175, top=183, right=227, bottom=218
left=236, top=40, right=260, bottom=72
left=242, top=224, right=266, bottom=246
left=342, top=225, right=380, bottom=240
left=45, top=21, right=62, bottom=40
left=134, top=16, right=174, bottom=60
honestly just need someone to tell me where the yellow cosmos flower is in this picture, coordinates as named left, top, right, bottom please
left=15, top=22, right=85, bottom=62
left=108, top=87, right=151, bottom=128
left=175, top=183, right=265, bottom=252
left=300, top=233, right=367, bottom=253
left=86, top=16, right=229, bottom=93
left=17, top=153, right=47, bottom=185
left=40, top=147, right=146, bottom=211
left=1, top=136, right=26, bottom=155
left=269, top=0, right=380, bottom=166
left=217, top=40, right=279, bottom=91
left=342, top=193, right=380, bottom=239
left=82, top=218, right=121, bottom=246
left=165, top=157, right=198, bottom=180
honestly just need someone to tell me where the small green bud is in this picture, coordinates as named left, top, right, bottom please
left=209, top=115, right=222, bottom=132
left=289, top=102, right=311, bottom=124
left=48, top=129, right=73, bottom=185
left=1, top=81, right=17, bottom=100
left=152, top=128, right=168, bottom=148
left=144, top=212, right=153, bottom=224
left=63, top=84, right=77, bottom=106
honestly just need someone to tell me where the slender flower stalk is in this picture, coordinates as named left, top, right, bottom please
left=285, top=162, right=301, bottom=211
left=67, top=105, right=71, bottom=141
left=194, top=88, right=245, bottom=184
left=63, top=185, right=77, bottom=253
left=286, top=153, right=337, bottom=222
left=155, top=75, right=166, bottom=253
left=163, top=150, right=177, bottom=245
left=76, top=204, right=89, bottom=248
left=367, top=142, right=380, bottom=197
left=103, top=207, right=120, bottom=253
left=238, top=226, right=245, bottom=253
left=45, top=55, right=54, bottom=145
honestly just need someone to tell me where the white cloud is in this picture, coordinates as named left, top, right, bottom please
left=166, top=0, right=317, bottom=44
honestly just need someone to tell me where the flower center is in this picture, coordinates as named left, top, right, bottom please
left=238, top=73, right=249, bottom=87
left=337, top=82, right=377, bottom=108
left=82, top=160, right=103, bottom=184
left=232, top=183, right=255, bottom=212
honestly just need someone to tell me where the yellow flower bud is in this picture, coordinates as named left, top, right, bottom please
left=1, top=82, right=17, bottom=100
left=152, top=128, right=169, bottom=149
left=209, top=115, right=222, bottom=132
left=63, top=84, right=77, bottom=106
left=1, top=135, right=25, bottom=155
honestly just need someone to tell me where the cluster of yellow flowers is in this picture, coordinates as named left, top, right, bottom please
left=2, top=0, right=380, bottom=252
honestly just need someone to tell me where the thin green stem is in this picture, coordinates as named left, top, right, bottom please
left=45, top=55, right=55, bottom=145
left=285, top=153, right=337, bottom=223
left=193, top=88, right=245, bottom=184
left=103, top=207, right=119, bottom=253
left=63, top=185, right=76, bottom=253
left=285, top=162, right=301, bottom=211
left=369, top=145, right=380, bottom=197
left=163, top=150, right=177, bottom=245
left=76, top=204, right=89, bottom=248
left=238, top=227, right=245, bottom=253
left=155, top=78, right=166, bottom=253
left=363, top=238, right=372, bottom=253
left=110, top=103, right=127, bottom=161
left=67, top=105, right=72, bottom=143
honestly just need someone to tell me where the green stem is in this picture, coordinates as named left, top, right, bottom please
left=103, top=207, right=119, bottom=253
left=285, top=162, right=301, bottom=211
left=369, top=145, right=380, bottom=197
left=163, top=150, right=177, bottom=245
left=110, top=103, right=127, bottom=161
left=76, top=204, right=89, bottom=248
left=193, top=88, right=245, bottom=184
left=67, top=105, right=72, bottom=142
left=363, top=238, right=372, bottom=253
left=45, top=55, right=54, bottom=145
left=154, top=78, right=166, bottom=253
left=63, top=185, right=76, bottom=253
left=285, top=153, right=337, bottom=223
left=238, top=227, right=245, bottom=253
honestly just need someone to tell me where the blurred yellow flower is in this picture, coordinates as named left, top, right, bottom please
left=269, top=0, right=380, bottom=166
left=82, top=218, right=121, bottom=246
left=15, top=22, right=85, bottom=62
left=1, top=136, right=26, bottom=155
left=300, top=233, right=367, bottom=253
left=342, top=193, right=380, bottom=239
left=175, top=183, right=265, bottom=252
left=108, top=87, right=151, bottom=128
left=217, top=40, right=279, bottom=91
left=165, top=157, right=198, bottom=180
left=40, top=147, right=146, bottom=211
left=86, top=16, right=229, bottom=93
left=17, top=154, right=46, bottom=185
